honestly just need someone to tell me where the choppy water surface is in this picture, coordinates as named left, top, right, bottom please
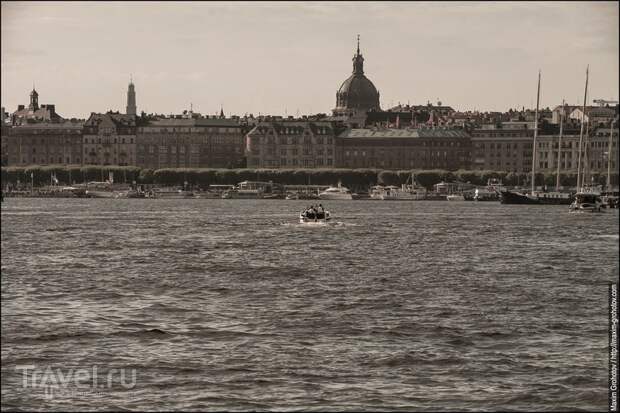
left=1, top=198, right=618, bottom=411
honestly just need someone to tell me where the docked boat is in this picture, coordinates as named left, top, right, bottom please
left=474, top=179, right=505, bottom=201
left=318, top=185, right=353, bottom=200
left=114, top=189, right=145, bottom=198
left=370, top=173, right=427, bottom=201
left=299, top=209, right=331, bottom=223
left=499, top=189, right=574, bottom=205
left=222, top=181, right=283, bottom=199
left=446, top=194, right=465, bottom=201
left=569, top=192, right=604, bottom=213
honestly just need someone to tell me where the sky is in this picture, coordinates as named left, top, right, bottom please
left=1, top=1, right=618, bottom=119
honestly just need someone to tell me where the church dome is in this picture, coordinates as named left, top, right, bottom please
left=333, top=37, right=381, bottom=114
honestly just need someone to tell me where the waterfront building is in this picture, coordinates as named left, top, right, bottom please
left=83, top=112, right=136, bottom=166
left=331, top=36, right=381, bottom=125
left=1, top=121, right=83, bottom=166
left=536, top=128, right=618, bottom=174
left=136, top=117, right=245, bottom=169
left=245, top=120, right=337, bottom=169
left=569, top=106, right=617, bottom=127
left=10, top=88, right=63, bottom=125
left=336, top=127, right=471, bottom=170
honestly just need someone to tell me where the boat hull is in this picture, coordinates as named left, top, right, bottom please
left=500, top=190, right=573, bottom=205
left=318, top=194, right=352, bottom=200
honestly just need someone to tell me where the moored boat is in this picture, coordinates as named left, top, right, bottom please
left=446, top=194, right=465, bottom=201
left=318, top=185, right=353, bottom=200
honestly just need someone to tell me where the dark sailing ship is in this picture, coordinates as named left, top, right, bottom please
left=500, top=71, right=574, bottom=205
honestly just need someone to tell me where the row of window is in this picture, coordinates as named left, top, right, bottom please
left=22, top=157, right=81, bottom=164
left=258, top=136, right=334, bottom=145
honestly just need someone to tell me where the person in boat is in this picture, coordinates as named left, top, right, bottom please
left=303, top=205, right=315, bottom=219
left=316, top=204, right=325, bottom=219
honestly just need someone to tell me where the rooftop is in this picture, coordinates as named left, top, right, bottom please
left=339, top=128, right=470, bottom=139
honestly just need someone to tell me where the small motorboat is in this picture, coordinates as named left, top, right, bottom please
left=299, top=210, right=331, bottom=224
left=569, top=192, right=604, bottom=213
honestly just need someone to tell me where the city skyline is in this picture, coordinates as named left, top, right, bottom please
left=1, top=1, right=618, bottom=119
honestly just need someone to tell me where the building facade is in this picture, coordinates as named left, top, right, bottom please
left=83, top=113, right=137, bottom=166
left=535, top=128, right=618, bottom=174
left=136, top=117, right=245, bottom=169
left=1, top=122, right=83, bottom=166
left=336, top=127, right=471, bottom=170
left=245, top=121, right=336, bottom=168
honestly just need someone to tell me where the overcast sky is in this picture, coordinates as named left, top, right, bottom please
left=1, top=1, right=618, bottom=119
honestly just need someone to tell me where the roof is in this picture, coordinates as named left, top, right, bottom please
left=338, top=128, right=470, bottom=139
left=247, top=120, right=335, bottom=136
left=140, top=118, right=240, bottom=127
left=85, top=113, right=136, bottom=128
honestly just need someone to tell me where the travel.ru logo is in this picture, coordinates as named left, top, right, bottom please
left=15, top=365, right=137, bottom=399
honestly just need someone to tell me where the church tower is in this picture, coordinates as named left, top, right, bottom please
left=126, top=76, right=136, bottom=116
left=29, top=86, right=39, bottom=111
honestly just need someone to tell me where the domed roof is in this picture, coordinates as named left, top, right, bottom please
left=337, top=74, right=380, bottom=109
left=333, top=37, right=381, bottom=114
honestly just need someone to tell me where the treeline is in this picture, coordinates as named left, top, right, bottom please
left=1, top=166, right=616, bottom=190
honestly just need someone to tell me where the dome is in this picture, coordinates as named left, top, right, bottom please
left=333, top=37, right=381, bottom=115
left=336, top=74, right=380, bottom=111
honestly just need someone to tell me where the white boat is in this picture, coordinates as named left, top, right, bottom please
left=318, top=185, right=353, bottom=200
left=569, top=192, right=604, bottom=213
left=222, top=181, right=283, bottom=199
left=299, top=210, right=331, bottom=224
left=446, top=194, right=465, bottom=201
left=370, top=174, right=427, bottom=201
left=474, top=178, right=505, bottom=201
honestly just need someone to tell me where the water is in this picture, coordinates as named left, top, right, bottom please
left=1, top=198, right=618, bottom=411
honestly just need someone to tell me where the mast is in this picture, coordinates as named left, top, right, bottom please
left=555, top=99, right=564, bottom=190
left=608, top=118, right=617, bottom=191
left=530, top=70, right=541, bottom=195
left=576, top=65, right=589, bottom=193
left=582, top=116, right=591, bottom=190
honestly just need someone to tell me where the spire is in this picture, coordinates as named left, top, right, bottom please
left=352, top=34, right=364, bottom=75
left=220, top=105, right=224, bottom=118
left=126, top=78, right=137, bottom=116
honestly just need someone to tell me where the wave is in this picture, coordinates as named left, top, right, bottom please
left=5, top=328, right=170, bottom=344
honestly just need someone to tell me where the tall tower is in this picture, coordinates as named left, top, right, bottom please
left=29, top=86, right=39, bottom=111
left=126, top=76, right=136, bottom=116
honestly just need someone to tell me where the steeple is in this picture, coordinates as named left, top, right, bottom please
left=352, top=34, right=364, bottom=75
left=219, top=105, right=225, bottom=119
left=29, top=83, right=39, bottom=111
left=126, top=76, right=136, bottom=116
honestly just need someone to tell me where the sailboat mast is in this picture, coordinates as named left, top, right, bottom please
left=530, top=70, right=541, bottom=195
left=608, top=118, right=617, bottom=191
left=555, top=99, right=564, bottom=190
left=582, top=116, right=591, bottom=190
left=576, top=65, right=589, bottom=193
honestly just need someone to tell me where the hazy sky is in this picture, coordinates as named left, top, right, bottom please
left=1, top=1, right=618, bottom=119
